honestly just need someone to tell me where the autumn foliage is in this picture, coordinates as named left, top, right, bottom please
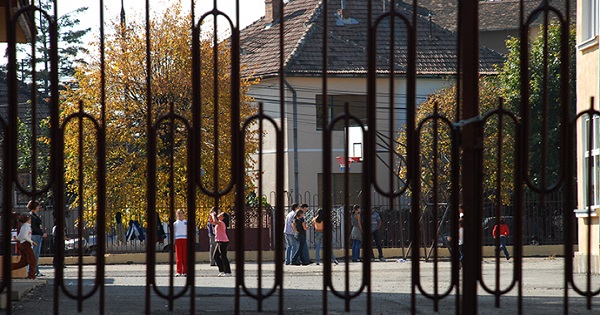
left=397, top=79, right=516, bottom=206
left=60, top=4, right=259, bottom=227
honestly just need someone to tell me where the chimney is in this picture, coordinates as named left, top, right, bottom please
left=265, top=0, right=282, bottom=23
left=338, top=0, right=351, bottom=19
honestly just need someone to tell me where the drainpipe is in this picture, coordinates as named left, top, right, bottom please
left=284, top=79, right=299, bottom=202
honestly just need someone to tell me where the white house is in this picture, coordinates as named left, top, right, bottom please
left=239, top=0, right=503, bottom=206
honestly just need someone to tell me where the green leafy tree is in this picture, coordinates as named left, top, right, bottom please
left=18, top=1, right=90, bottom=93
left=397, top=79, right=514, bottom=205
left=61, top=4, right=259, bottom=226
left=397, top=23, right=575, bottom=206
left=497, top=24, right=576, bottom=187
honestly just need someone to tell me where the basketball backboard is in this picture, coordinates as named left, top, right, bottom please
left=346, top=126, right=365, bottom=162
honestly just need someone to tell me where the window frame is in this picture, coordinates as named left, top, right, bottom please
left=315, top=94, right=368, bottom=131
left=583, top=116, right=600, bottom=208
left=582, top=0, right=599, bottom=42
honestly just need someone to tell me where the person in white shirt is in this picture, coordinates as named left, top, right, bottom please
left=284, top=203, right=300, bottom=265
left=173, top=209, right=188, bottom=276
left=12, top=214, right=37, bottom=279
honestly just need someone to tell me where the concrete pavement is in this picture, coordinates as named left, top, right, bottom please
left=4, top=257, right=600, bottom=314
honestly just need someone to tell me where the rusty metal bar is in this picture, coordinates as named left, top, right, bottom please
left=2, top=1, right=17, bottom=314
left=144, top=0, right=154, bottom=313
left=458, top=1, right=481, bottom=315
left=322, top=0, right=332, bottom=314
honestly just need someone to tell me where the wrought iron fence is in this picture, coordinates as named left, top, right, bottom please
left=1, top=0, right=597, bottom=315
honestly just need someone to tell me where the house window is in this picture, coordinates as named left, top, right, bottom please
left=583, top=116, right=600, bottom=207
left=582, top=0, right=599, bottom=41
left=315, top=94, right=367, bottom=130
left=317, top=173, right=363, bottom=207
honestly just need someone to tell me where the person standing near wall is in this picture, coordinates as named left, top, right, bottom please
left=312, top=208, right=339, bottom=265
left=284, top=203, right=299, bottom=265
left=12, top=214, right=37, bottom=279
left=299, top=204, right=312, bottom=263
left=370, top=208, right=386, bottom=262
left=291, top=210, right=311, bottom=265
left=350, top=205, right=363, bottom=262
left=28, top=200, right=46, bottom=277
left=209, top=209, right=231, bottom=276
left=173, top=209, right=188, bottom=276
left=115, top=212, right=125, bottom=245
left=207, top=208, right=217, bottom=266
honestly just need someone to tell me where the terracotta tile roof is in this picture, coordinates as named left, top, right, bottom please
left=240, top=0, right=504, bottom=79
left=415, top=0, right=575, bottom=33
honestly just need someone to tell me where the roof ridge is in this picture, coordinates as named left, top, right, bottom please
left=282, top=0, right=324, bottom=70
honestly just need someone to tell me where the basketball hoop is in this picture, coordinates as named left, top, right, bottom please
left=336, top=156, right=361, bottom=171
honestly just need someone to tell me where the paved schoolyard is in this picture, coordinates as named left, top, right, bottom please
left=7, top=257, right=600, bottom=314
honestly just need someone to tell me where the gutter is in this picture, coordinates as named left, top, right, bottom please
left=283, top=79, right=299, bottom=201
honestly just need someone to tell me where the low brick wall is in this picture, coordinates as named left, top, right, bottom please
left=37, top=245, right=577, bottom=266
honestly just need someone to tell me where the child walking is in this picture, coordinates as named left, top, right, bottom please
left=209, top=208, right=231, bottom=276
left=12, top=214, right=37, bottom=279
left=492, top=217, right=510, bottom=260
left=173, top=209, right=188, bottom=276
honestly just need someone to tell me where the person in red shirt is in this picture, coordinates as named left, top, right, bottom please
left=492, top=217, right=510, bottom=260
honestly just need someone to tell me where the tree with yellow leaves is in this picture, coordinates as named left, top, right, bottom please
left=397, top=78, right=516, bottom=206
left=60, top=4, right=259, bottom=228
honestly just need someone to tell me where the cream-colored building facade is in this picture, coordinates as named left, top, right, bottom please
left=240, top=0, right=502, bottom=208
left=575, top=0, right=600, bottom=273
left=248, top=76, right=450, bottom=205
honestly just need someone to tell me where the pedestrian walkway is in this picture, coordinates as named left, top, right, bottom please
left=6, top=257, right=600, bottom=314
left=0, top=279, right=46, bottom=310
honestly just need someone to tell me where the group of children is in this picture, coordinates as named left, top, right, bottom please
left=173, top=207, right=232, bottom=277
left=10, top=203, right=511, bottom=280
left=10, top=205, right=231, bottom=280
left=285, top=203, right=341, bottom=266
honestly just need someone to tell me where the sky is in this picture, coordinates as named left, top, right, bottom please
left=2, top=0, right=267, bottom=63
left=62, top=0, right=266, bottom=42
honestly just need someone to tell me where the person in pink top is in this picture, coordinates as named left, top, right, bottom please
left=209, top=208, right=231, bottom=276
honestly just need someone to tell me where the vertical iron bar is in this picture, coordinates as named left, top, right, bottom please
left=561, top=3, right=573, bottom=312
left=540, top=7, right=549, bottom=204
left=451, top=120, right=460, bottom=315
left=168, top=102, right=176, bottom=311
left=276, top=0, right=285, bottom=313
left=233, top=0, right=248, bottom=312
left=433, top=102, right=440, bottom=312
left=586, top=116, right=593, bottom=309
left=407, top=0, right=419, bottom=313
left=211, top=1, right=220, bottom=212
left=188, top=10, right=198, bottom=312
left=144, top=0, right=154, bottom=313
left=4, top=1, right=17, bottom=313
left=98, top=0, right=107, bottom=313
left=77, top=101, right=84, bottom=313
left=494, top=99, right=504, bottom=308
left=322, top=0, right=332, bottom=314
left=458, top=0, right=481, bottom=314
left=344, top=103, right=351, bottom=312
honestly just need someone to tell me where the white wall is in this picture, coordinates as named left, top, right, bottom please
left=248, top=75, right=452, bottom=207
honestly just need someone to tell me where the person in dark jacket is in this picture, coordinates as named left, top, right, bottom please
left=28, top=200, right=46, bottom=276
